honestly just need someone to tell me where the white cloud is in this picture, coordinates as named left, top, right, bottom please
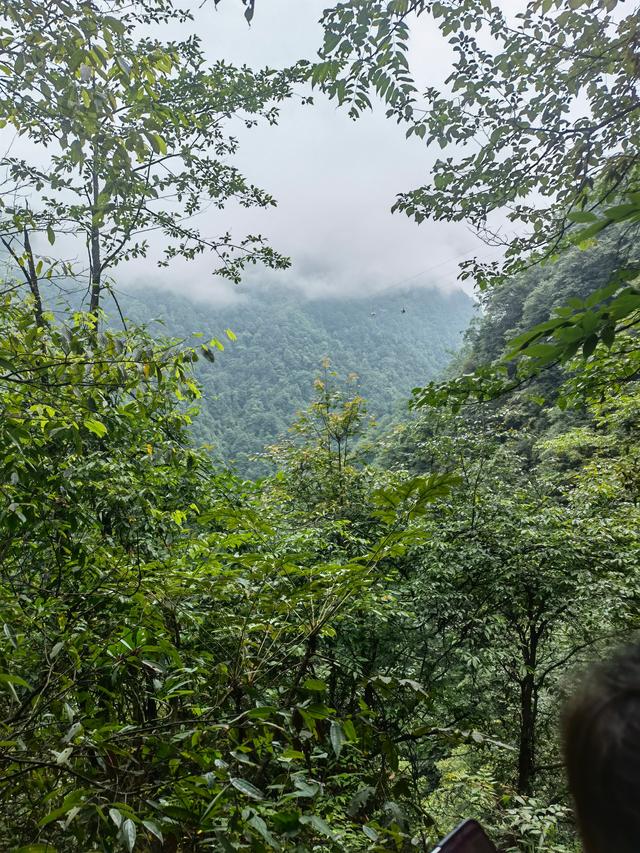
left=122, top=0, right=499, bottom=303
left=4, top=0, right=503, bottom=306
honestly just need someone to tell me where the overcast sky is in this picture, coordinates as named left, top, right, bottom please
left=118, top=0, right=498, bottom=304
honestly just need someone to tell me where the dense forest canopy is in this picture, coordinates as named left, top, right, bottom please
left=119, top=285, right=474, bottom=476
left=0, top=1, right=638, bottom=852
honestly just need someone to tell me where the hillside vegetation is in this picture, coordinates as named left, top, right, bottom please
left=121, top=285, right=474, bottom=474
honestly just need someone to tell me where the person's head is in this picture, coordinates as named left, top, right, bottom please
left=562, top=644, right=640, bottom=853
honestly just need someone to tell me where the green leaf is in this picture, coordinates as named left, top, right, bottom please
left=349, top=786, right=375, bottom=817
left=582, top=334, right=598, bottom=359
left=247, top=814, right=278, bottom=847
left=303, top=703, right=334, bottom=720
left=279, top=748, right=305, bottom=761
left=567, top=210, right=598, bottom=224
left=343, top=719, right=357, bottom=741
left=302, top=678, right=326, bottom=692
left=116, top=55, right=132, bottom=77
left=38, top=791, right=86, bottom=827
left=600, top=324, right=616, bottom=348
left=84, top=418, right=108, bottom=437
left=0, top=673, right=30, bottom=689
left=272, top=811, right=300, bottom=833
left=230, top=778, right=264, bottom=800
left=603, top=202, right=640, bottom=223
left=323, top=32, right=341, bottom=53
left=522, top=343, right=564, bottom=364
left=609, top=291, right=640, bottom=320
left=299, top=814, right=335, bottom=840
left=287, top=778, right=321, bottom=799
left=246, top=706, right=278, bottom=719
left=146, top=133, right=168, bottom=155
left=330, top=721, right=346, bottom=758
left=570, top=220, right=608, bottom=243
left=69, top=140, right=84, bottom=163
left=122, top=818, right=136, bottom=852
left=143, top=821, right=163, bottom=843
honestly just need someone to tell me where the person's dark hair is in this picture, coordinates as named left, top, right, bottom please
left=561, top=644, right=640, bottom=853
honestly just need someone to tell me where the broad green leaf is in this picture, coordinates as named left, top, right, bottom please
left=567, top=210, right=598, bottom=224
left=582, top=334, right=598, bottom=359
left=247, top=814, right=278, bottom=847
left=0, top=673, right=30, bottom=689
left=363, top=825, right=379, bottom=841
left=299, top=814, right=335, bottom=840
left=246, top=706, right=278, bottom=719
left=143, top=820, right=163, bottom=843
left=38, top=791, right=86, bottom=827
left=302, top=678, right=326, bottom=692
left=230, top=778, right=264, bottom=800
left=330, top=720, right=346, bottom=758
left=122, top=818, right=136, bottom=852
left=84, top=419, right=108, bottom=437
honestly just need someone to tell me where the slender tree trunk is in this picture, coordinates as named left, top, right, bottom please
left=1, top=227, right=46, bottom=327
left=517, top=672, right=536, bottom=794
left=22, top=228, right=44, bottom=327
left=89, top=162, right=101, bottom=314
left=517, top=623, right=540, bottom=794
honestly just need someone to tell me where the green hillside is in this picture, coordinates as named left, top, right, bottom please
left=119, top=284, right=475, bottom=474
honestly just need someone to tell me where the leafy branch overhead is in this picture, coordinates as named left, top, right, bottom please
left=215, top=0, right=257, bottom=23
left=314, top=0, right=638, bottom=268
left=412, top=201, right=640, bottom=413
left=310, top=0, right=640, bottom=392
left=0, top=0, right=302, bottom=316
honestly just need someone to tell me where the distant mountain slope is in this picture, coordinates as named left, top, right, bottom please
left=120, top=285, right=476, bottom=475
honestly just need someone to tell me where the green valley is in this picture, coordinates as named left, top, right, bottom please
left=120, top=285, right=475, bottom=475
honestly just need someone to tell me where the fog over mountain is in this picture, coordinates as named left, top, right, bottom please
left=0, top=0, right=501, bottom=306
left=118, top=0, right=499, bottom=305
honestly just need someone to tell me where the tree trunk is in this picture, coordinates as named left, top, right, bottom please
left=517, top=671, right=536, bottom=794
left=23, top=228, right=44, bottom=327
left=89, top=162, right=101, bottom=314
left=517, top=622, right=540, bottom=794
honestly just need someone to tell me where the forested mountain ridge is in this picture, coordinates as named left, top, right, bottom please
left=119, top=284, right=475, bottom=474
left=380, top=230, right=632, bottom=468
left=462, top=227, right=638, bottom=374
